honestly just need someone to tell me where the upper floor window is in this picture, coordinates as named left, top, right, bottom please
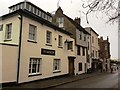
left=42, top=13, right=45, bottom=19
left=57, top=17, right=64, bottom=28
left=67, top=41, right=73, bottom=50
left=105, top=45, right=107, bottom=50
left=92, top=36, right=94, bottom=43
left=82, top=47, right=85, bottom=56
left=29, top=24, right=37, bottom=41
left=39, top=11, right=42, bottom=17
left=34, top=8, right=37, bottom=14
left=96, top=51, right=97, bottom=57
left=84, top=34, right=86, bottom=41
left=58, top=35, right=62, bottom=47
left=93, top=50, right=94, bottom=57
left=29, top=58, right=41, bottom=75
left=26, top=3, right=30, bottom=10
left=79, top=31, right=82, bottom=40
left=31, top=6, right=34, bottom=13
left=88, top=42, right=89, bottom=50
left=77, top=46, right=81, bottom=55
left=5, top=23, right=12, bottom=40
left=46, top=31, right=52, bottom=44
left=0, top=24, right=3, bottom=31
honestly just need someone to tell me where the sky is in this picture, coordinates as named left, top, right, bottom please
left=0, top=0, right=118, bottom=59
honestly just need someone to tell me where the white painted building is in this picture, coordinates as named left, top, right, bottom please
left=0, top=1, right=75, bottom=84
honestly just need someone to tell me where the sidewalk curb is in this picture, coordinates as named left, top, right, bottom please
left=43, top=73, right=102, bottom=89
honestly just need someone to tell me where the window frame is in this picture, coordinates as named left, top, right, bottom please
left=46, top=31, right=52, bottom=45
left=92, top=36, right=94, bottom=43
left=82, top=47, right=85, bottom=56
left=77, top=46, right=81, bottom=55
left=29, top=58, right=41, bottom=76
left=5, top=23, right=12, bottom=40
left=67, top=41, right=73, bottom=51
left=0, top=24, right=3, bottom=31
left=79, top=31, right=82, bottom=40
left=28, top=24, right=37, bottom=42
left=57, top=17, right=64, bottom=28
left=84, top=34, right=86, bottom=41
left=53, top=59, right=61, bottom=72
left=58, top=35, right=63, bottom=47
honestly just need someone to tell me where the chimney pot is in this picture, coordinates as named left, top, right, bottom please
left=74, top=17, right=81, bottom=25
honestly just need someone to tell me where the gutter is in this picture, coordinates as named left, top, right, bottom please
left=17, top=14, right=23, bottom=84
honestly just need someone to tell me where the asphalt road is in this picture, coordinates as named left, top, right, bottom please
left=52, top=71, right=119, bottom=88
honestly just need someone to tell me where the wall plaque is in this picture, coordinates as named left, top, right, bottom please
left=41, top=48, right=55, bottom=55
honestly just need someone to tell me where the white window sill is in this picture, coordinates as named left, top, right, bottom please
left=28, top=73, right=42, bottom=77
left=27, top=39, right=37, bottom=43
left=58, top=46, right=63, bottom=48
left=68, top=49, right=73, bottom=52
left=53, top=70, right=61, bottom=73
left=46, top=43, right=52, bottom=46
left=4, top=39, right=12, bottom=42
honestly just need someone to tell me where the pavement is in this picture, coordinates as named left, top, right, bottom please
left=3, top=71, right=109, bottom=89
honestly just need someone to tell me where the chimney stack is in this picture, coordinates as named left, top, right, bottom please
left=107, top=36, right=109, bottom=41
left=74, top=17, right=81, bottom=25
left=100, top=36, right=103, bottom=40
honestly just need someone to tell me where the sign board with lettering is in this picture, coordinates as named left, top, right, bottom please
left=41, top=48, right=55, bottom=55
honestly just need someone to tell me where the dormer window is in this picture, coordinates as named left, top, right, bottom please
left=31, top=6, right=34, bottom=13
left=34, top=8, right=37, bottom=14
left=9, top=1, right=52, bottom=22
left=26, top=3, right=29, bottom=10
left=56, top=17, right=64, bottom=28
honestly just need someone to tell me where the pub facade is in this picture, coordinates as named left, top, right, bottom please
left=0, top=1, right=75, bottom=84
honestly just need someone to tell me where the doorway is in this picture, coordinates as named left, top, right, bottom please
left=68, top=57, right=75, bottom=75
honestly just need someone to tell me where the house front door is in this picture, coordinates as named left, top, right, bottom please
left=68, top=56, right=75, bottom=75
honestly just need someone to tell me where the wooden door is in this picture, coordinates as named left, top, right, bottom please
left=69, top=59, right=74, bottom=75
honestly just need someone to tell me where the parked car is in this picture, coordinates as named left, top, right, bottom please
left=111, top=63, right=117, bottom=72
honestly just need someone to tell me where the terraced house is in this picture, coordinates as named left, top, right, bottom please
left=98, top=36, right=111, bottom=72
left=85, top=27, right=99, bottom=72
left=53, top=7, right=90, bottom=75
left=0, top=1, right=75, bottom=85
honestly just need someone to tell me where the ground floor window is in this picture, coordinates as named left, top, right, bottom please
left=53, top=59, right=61, bottom=71
left=78, top=63, right=82, bottom=71
left=29, top=58, right=41, bottom=75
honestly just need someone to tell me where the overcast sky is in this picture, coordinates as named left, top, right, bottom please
left=0, top=0, right=118, bottom=59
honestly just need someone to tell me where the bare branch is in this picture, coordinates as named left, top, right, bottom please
left=81, top=0, right=119, bottom=23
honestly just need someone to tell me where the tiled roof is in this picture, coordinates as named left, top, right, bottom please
left=64, top=14, right=90, bottom=35
left=85, top=27, right=99, bottom=36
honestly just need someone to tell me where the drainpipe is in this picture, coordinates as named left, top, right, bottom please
left=17, top=14, right=23, bottom=84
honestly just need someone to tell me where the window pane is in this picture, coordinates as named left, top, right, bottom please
left=29, top=59, right=32, bottom=73
left=6, top=23, right=12, bottom=39
left=46, top=31, right=51, bottom=44
left=29, top=58, right=41, bottom=74
left=68, top=42, right=73, bottom=50
left=53, top=59, right=60, bottom=71
left=58, top=35, right=62, bottom=46
left=37, top=59, right=40, bottom=72
left=77, top=46, right=80, bottom=55
left=26, top=3, right=29, bottom=10
left=29, top=24, right=37, bottom=41
left=32, top=59, right=37, bottom=73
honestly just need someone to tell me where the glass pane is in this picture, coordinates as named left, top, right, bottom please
left=32, top=59, right=36, bottom=73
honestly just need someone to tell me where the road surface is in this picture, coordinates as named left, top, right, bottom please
left=52, top=71, right=119, bottom=88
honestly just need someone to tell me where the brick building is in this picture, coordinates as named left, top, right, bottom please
left=98, top=36, right=111, bottom=72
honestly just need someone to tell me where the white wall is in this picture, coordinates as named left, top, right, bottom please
left=18, top=16, right=75, bottom=83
